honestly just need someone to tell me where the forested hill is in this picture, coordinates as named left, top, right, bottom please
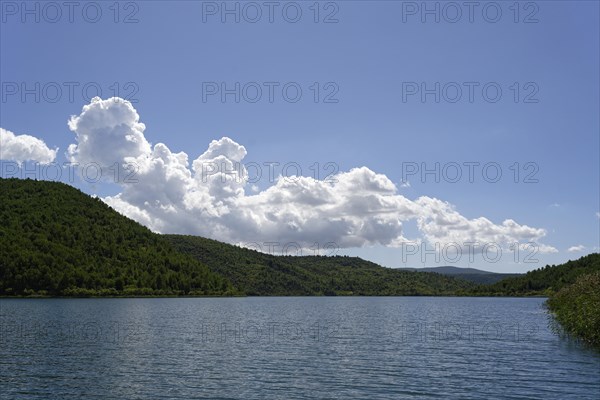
left=474, top=253, right=600, bottom=296
left=0, top=178, right=235, bottom=296
left=164, top=235, right=476, bottom=296
left=400, top=266, right=521, bottom=285
left=2, top=178, right=597, bottom=299
left=0, top=178, right=475, bottom=297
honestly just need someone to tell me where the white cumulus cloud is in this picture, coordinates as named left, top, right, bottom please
left=415, top=197, right=557, bottom=253
left=67, top=97, right=151, bottom=168
left=567, top=245, right=586, bottom=252
left=0, top=128, right=57, bottom=164
left=68, top=97, right=557, bottom=254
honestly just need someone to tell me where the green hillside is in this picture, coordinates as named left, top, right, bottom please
left=3, top=177, right=596, bottom=307
left=164, top=234, right=476, bottom=296
left=0, top=178, right=475, bottom=297
left=400, top=266, right=521, bottom=285
left=0, top=178, right=236, bottom=296
left=474, top=253, right=600, bottom=296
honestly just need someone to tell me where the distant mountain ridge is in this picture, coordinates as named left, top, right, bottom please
left=399, top=266, right=522, bottom=284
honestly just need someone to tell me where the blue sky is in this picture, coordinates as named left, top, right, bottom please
left=1, top=0, right=599, bottom=272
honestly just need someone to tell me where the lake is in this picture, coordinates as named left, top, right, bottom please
left=1, top=297, right=599, bottom=399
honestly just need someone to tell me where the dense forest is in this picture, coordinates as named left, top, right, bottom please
left=399, top=266, right=521, bottom=285
left=0, top=178, right=236, bottom=296
left=0, top=178, right=476, bottom=296
left=472, top=253, right=600, bottom=296
left=165, top=235, right=475, bottom=295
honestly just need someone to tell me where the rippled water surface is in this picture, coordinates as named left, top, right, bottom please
left=1, top=297, right=599, bottom=399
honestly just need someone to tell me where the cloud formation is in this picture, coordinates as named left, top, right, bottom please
left=0, top=128, right=57, bottom=164
left=67, top=97, right=151, bottom=168
left=65, top=97, right=556, bottom=253
left=567, top=245, right=586, bottom=252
